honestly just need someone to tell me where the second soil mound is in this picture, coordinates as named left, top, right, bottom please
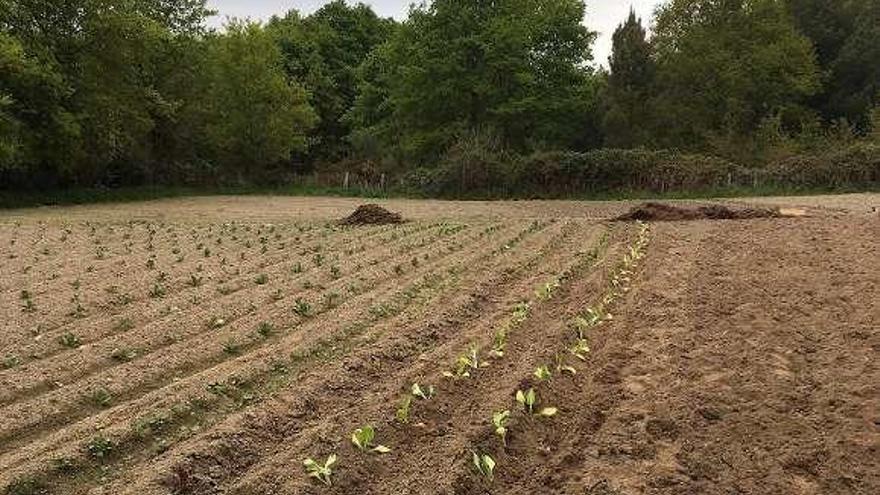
left=339, top=204, right=404, bottom=225
left=616, top=202, right=780, bottom=222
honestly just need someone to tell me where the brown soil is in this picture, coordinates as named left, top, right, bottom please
left=0, top=194, right=877, bottom=495
left=615, top=202, right=781, bottom=222
left=338, top=204, right=404, bottom=225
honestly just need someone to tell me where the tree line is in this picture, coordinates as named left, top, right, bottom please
left=1, top=0, right=878, bottom=193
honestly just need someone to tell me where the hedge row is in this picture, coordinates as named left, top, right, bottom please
left=398, top=143, right=880, bottom=197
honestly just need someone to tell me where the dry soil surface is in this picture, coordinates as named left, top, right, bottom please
left=0, top=194, right=877, bottom=495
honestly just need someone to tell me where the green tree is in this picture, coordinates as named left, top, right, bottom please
left=651, top=0, right=820, bottom=155
left=790, top=0, right=880, bottom=128
left=602, top=10, right=655, bottom=148
left=353, top=0, right=598, bottom=164
left=203, top=21, right=316, bottom=180
left=268, top=2, right=394, bottom=164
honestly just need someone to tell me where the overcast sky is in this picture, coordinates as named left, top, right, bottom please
left=206, top=1, right=663, bottom=66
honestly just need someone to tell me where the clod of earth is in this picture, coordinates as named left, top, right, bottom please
left=339, top=204, right=405, bottom=226
left=615, top=202, right=781, bottom=222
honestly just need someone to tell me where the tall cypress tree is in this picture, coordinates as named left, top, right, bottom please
left=603, top=10, right=655, bottom=148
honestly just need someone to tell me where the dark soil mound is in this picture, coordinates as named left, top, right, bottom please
left=339, top=204, right=404, bottom=225
left=616, top=202, right=780, bottom=222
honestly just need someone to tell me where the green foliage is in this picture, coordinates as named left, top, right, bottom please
left=351, top=425, right=391, bottom=453
left=471, top=451, right=496, bottom=482
left=303, top=454, right=336, bottom=486
left=492, top=410, right=510, bottom=446
left=203, top=20, right=316, bottom=178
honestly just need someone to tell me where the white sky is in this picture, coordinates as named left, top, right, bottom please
left=207, top=1, right=662, bottom=66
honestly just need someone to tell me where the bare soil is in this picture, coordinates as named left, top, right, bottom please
left=0, top=194, right=877, bottom=495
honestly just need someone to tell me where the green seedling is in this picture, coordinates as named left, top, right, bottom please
left=188, top=274, right=203, bottom=287
left=396, top=395, right=412, bottom=423
left=516, top=388, right=557, bottom=417
left=2, top=354, right=22, bottom=369
left=554, top=353, right=577, bottom=375
left=254, top=273, right=268, bottom=285
left=533, top=365, right=552, bottom=381
left=303, top=454, right=336, bottom=486
left=110, top=347, right=137, bottom=362
left=492, top=410, right=510, bottom=446
left=472, top=452, right=496, bottom=482
left=90, top=388, right=112, bottom=408
left=293, top=298, right=312, bottom=317
left=222, top=339, right=241, bottom=355
left=411, top=383, right=434, bottom=400
left=570, top=339, right=590, bottom=361
left=257, top=322, right=274, bottom=338
left=59, top=332, right=81, bottom=348
left=86, top=436, right=114, bottom=460
left=489, top=328, right=507, bottom=358
left=535, top=279, right=560, bottom=300
left=351, top=426, right=391, bottom=453
left=443, top=345, right=488, bottom=379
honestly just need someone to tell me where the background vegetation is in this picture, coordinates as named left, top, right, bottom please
left=1, top=0, right=879, bottom=198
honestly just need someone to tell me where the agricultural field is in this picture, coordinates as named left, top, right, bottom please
left=0, top=194, right=878, bottom=495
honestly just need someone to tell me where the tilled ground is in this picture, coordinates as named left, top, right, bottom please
left=0, top=194, right=877, bottom=495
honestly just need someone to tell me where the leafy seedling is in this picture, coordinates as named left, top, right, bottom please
left=59, top=332, right=81, bottom=349
left=570, top=339, right=590, bottom=361
left=293, top=298, right=312, bottom=317
left=396, top=395, right=412, bottom=423
left=492, top=410, right=510, bottom=446
left=472, top=452, right=496, bottom=482
left=303, top=454, right=336, bottom=486
left=534, top=365, right=552, bottom=381
left=554, top=353, right=576, bottom=375
left=411, top=383, right=434, bottom=400
left=516, top=388, right=557, bottom=417
left=351, top=426, right=391, bottom=453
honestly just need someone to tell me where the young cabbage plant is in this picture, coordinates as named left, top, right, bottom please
left=534, top=365, right=552, bottom=381
left=516, top=388, right=557, bottom=417
left=492, top=410, right=510, bottom=446
left=411, top=383, right=435, bottom=400
left=303, top=454, right=336, bottom=486
left=554, top=353, right=577, bottom=375
left=396, top=395, right=412, bottom=423
left=351, top=426, right=391, bottom=454
left=472, top=452, right=496, bottom=482
left=570, top=339, right=591, bottom=361
left=489, top=328, right=508, bottom=358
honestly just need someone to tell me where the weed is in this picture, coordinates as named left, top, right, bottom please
left=149, top=283, right=166, bottom=298
left=351, top=426, right=391, bottom=453
left=2, top=354, right=22, bottom=369
left=293, top=298, right=312, bottom=317
left=254, top=273, right=269, bottom=285
left=222, top=339, right=241, bottom=355
left=86, top=436, right=114, bottom=460
left=472, top=452, right=496, bottom=482
left=257, top=322, right=274, bottom=338
left=110, top=347, right=137, bottom=362
left=303, top=454, right=336, bottom=486
left=188, top=274, right=203, bottom=287
left=330, top=265, right=341, bottom=279
left=89, top=388, right=113, bottom=408
left=59, top=332, right=81, bottom=349
left=291, top=262, right=303, bottom=274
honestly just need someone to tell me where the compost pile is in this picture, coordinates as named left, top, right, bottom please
left=616, top=202, right=780, bottom=222
left=339, top=204, right=405, bottom=225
